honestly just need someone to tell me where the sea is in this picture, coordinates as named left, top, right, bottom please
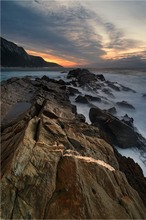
left=1, top=68, right=146, bottom=175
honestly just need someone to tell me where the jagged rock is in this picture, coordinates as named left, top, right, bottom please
left=114, top=148, right=146, bottom=207
left=106, top=81, right=121, bottom=91
left=89, top=107, right=146, bottom=149
left=102, top=88, right=115, bottom=98
left=121, top=114, right=134, bottom=127
left=84, top=94, right=101, bottom=102
left=107, top=107, right=117, bottom=115
left=67, top=68, right=101, bottom=86
left=76, top=113, right=86, bottom=122
left=67, top=87, right=81, bottom=96
left=75, top=95, right=89, bottom=104
left=96, top=74, right=105, bottom=81
left=1, top=76, right=146, bottom=219
left=116, top=101, right=135, bottom=109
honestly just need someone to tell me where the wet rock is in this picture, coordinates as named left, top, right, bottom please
left=116, top=101, right=135, bottom=109
left=102, top=88, right=115, bottom=98
left=75, top=95, right=89, bottom=104
left=106, top=81, right=121, bottom=91
left=142, top=94, right=146, bottom=98
left=119, top=84, right=136, bottom=93
left=76, top=114, right=86, bottom=123
left=67, top=68, right=100, bottom=86
left=96, top=74, right=105, bottom=81
left=68, top=87, right=81, bottom=96
left=114, top=148, right=146, bottom=207
left=84, top=94, right=101, bottom=102
left=89, top=107, right=146, bottom=149
left=107, top=107, right=117, bottom=115
left=121, top=114, right=134, bottom=127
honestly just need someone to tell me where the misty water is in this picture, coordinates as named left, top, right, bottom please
left=1, top=69, right=146, bottom=175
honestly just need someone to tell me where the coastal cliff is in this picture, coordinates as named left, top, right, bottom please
left=0, top=37, right=62, bottom=68
left=1, top=70, right=146, bottom=219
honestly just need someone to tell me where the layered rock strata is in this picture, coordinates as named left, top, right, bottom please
left=1, top=75, right=146, bottom=219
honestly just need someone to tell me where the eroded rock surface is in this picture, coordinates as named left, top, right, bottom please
left=1, top=76, right=146, bottom=219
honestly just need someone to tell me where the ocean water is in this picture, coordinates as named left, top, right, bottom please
left=1, top=69, right=146, bottom=175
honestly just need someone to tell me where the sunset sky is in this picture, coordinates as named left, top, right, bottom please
left=1, top=0, right=146, bottom=68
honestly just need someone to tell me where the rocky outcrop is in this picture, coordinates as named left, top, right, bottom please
left=89, top=107, right=146, bottom=149
left=1, top=37, right=62, bottom=68
left=1, top=76, right=146, bottom=219
left=116, top=101, right=135, bottom=110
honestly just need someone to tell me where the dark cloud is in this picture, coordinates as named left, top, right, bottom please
left=1, top=0, right=145, bottom=67
left=1, top=0, right=105, bottom=64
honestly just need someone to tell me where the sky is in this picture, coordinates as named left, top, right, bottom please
left=1, top=0, right=146, bottom=68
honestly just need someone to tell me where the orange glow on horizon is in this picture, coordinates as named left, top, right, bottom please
left=101, top=48, right=146, bottom=60
left=26, top=49, right=78, bottom=67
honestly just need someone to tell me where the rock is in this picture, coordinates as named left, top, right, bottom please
left=121, top=114, right=134, bottom=127
left=114, top=148, right=146, bottom=207
left=84, top=94, right=101, bottom=102
left=142, top=94, right=146, bottom=98
left=67, top=68, right=100, bottom=86
left=96, top=74, right=105, bottom=81
left=89, top=107, right=146, bottom=149
left=119, top=84, right=136, bottom=93
left=67, top=87, right=81, bottom=96
left=76, top=114, right=86, bottom=123
left=75, top=95, right=89, bottom=104
left=1, top=76, right=146, bottom=219
left=106, top=81, right=121, bottom=91
left=102, top=88, right=115, bottom=98
left=107, top=107, right=117, bottom=115
left=116, top=101, right=135, bottom=109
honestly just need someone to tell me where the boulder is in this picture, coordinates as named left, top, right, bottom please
left=89, top=107, right=146, bottom=149
left=67, top=68, right=101, bottom=86
left=84, top=94, right=101, bottom=102
left=114, top=148, right=146, bottom=207
left=75, top=95, right=89, bottom=104
left=107, top=107, right=117, bottom=115
left=121, top=114, right=134, bottom=127
left=106, top=81, right=121, bottom=91
left=68, top=87, right=81, bottom=96
left=102, top=88, right=115, bottom=98
left=96, top=74, right=105, bottom=81
left=116, top=101, right=135, bottom=109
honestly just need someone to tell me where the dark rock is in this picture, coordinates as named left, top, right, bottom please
left=121, top=114, right=134, bottom=127
left=84, top=95, right=101, bottom=102
left=60, top=85, right=66, bottom=90
left=119, top=84, right=136, bottom=93
left=68, top=87, right=81, bottom=96
left=58, top=79, right=66, bottom=85
left=96, top=74, right=105, bottom=81
left=106, top=81, right=121, bottom=91
left=89, top=107, right=146, bottom=149
left=142, top=94, right=146, bottom=98
left=67, top=68, right=99, bottom=86
left=75, top=95, right=89, bottom=104
left=76, top=114, right=86, bottom=123
left=114, top=148, right=146, bottom=207
left=102, top=88, right=115, bottom=98
left=107, top=107, right=117, bottom=115
left=116, top=101, right=135, bottom=109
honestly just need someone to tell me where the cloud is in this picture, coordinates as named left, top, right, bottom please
left=1, top=0, right=145, bottom=67
left=1, top=0, right=106, bottom=65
